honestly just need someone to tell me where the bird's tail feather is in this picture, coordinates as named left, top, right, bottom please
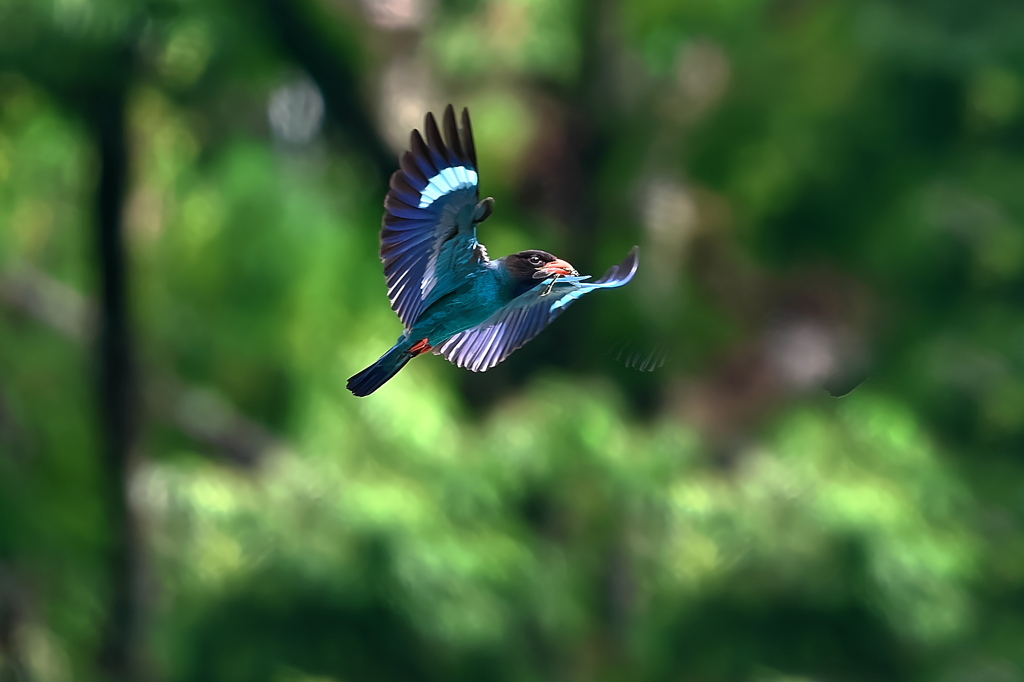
left=347, top=342, right=414, bottom=397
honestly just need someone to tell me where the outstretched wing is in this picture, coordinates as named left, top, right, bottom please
left=382, top=105, right=487, bottom=328
left=435, top=247, right=640, bottom=372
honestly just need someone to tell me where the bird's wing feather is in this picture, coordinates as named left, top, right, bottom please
left=382, top=105, right=485, bottom=328
left=435, top=247, right=640, bottom=372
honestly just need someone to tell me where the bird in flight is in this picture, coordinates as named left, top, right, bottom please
left=347, top=105, right=639, bottom=396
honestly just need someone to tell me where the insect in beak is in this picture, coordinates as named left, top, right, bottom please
left=534, top=258, right=579, bottom=279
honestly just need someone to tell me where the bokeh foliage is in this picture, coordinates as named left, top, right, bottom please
left=2, top=0, right=1024, bottom=680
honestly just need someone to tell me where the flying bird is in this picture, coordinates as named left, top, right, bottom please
left=347, top=105, right=639, bottom=397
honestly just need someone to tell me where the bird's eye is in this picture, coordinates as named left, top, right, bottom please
left=529, top=256, right=541, bottom=265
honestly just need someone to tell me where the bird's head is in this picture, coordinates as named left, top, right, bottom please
left=505, top=250, right=579, bottom=282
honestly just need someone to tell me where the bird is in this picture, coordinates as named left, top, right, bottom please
left=347, top=105, right=639, bottom=397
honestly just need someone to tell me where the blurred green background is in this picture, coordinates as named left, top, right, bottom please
left=2, top=0, right=1024, bottom=680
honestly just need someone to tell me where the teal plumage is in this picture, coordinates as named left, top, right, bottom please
left=347, top=105, right=638, bottom=397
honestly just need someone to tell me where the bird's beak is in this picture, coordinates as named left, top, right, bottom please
left=534, top=258, right=579, bottom=279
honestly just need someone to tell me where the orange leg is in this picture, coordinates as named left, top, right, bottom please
left=409, top=338, right=433, bottom=356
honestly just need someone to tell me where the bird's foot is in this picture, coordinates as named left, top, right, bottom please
left=409, top=338, right=433, bottom=356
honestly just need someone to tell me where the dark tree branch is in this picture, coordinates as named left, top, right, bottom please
left=86, top=81, right=146, bottom=682
left=0, top=14, right=152, bottom=679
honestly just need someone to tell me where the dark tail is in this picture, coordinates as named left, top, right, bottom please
left=347, top=342, right=413, bottom=397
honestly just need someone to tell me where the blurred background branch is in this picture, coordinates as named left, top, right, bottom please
left=0, top=267, right=288, bottom=466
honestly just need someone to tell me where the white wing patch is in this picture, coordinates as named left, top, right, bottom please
left=418, top=166, right=479, bottom=209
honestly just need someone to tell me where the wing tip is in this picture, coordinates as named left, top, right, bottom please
left=459, top=106, right=477, bottom=167
left=624, top=245, right=640, bottom=278
left=596, top=245, right=640, bottom=286
left=404, top=105, right=478, bottom=172
left=442, top=104, right=465, bottom=159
